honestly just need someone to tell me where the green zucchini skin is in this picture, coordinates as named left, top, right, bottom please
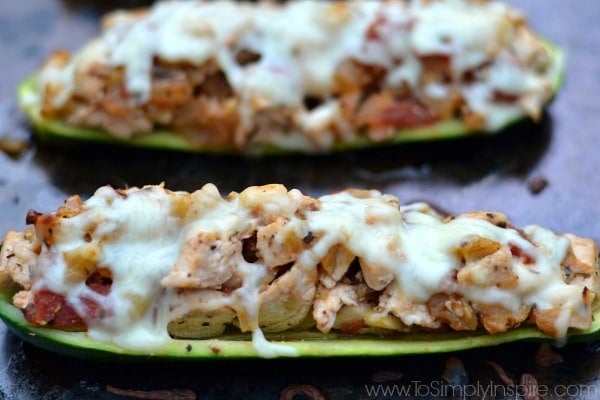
left=17, top=39, right=565, bottom=156
left=1, top=288, right=598, bottom=361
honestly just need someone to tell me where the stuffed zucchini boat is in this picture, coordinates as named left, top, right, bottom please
left=19, top=0, right=564, bottom=155
left=1, top=184, right=598, bottom=359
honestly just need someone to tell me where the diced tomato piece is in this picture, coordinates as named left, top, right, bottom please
left=52, top=301, right=87, bottom=331
left=85, top=271, right=112, bottom=296
left=367, top=97, right=440, bottom=129
left=366, top=15, right=386, bottom=41
left=492, top=91, right=519, bottom=104
left=24, top=290, right=61, bottom=325
left=339, top=319, right=366, bottom=334
left=510, top=244, right=535, bottom=265
left=79, top=296, right=107, bottom=320
left=23, top=271, right=113, bottom=330
left=420, top=54, right=451, bottom=79
left=24, top=290, right=86, bottom=330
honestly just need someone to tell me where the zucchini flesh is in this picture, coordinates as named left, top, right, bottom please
left=0, top=289, right=598, bottom=360
left=17, top=39, right=564, bottom=156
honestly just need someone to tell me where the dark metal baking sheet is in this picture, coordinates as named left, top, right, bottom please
left=1, top=1, right=599, bottom=398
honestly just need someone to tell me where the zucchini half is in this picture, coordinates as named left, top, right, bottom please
left=1, top=288, right=598, bottom=361
left=17, top=40, right=565, bottom=156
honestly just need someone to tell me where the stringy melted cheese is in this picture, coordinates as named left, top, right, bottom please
left=26, top=184, right=592, bottom=357
left=38, top=0, right=560, bottom=137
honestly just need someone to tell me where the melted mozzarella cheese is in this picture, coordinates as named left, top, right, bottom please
left=31, top=185, right=588, bottom=356
left=38, top=0, right=560, bottom=134
left=33, top=186, right=183, bottom=350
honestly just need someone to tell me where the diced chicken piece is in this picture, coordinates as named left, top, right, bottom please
left=13, top=290, right=34, bottom=310
left=161, top=231, right=240, bottom=289
left=377, top=282, right=441, bottom=329
left=563, top=234, right=599, bottom=285
left=313, top=283, right=358, bottom=333
left=427, top=293, right=478, bottom=331
left=319, top=244, right=355, bottom=285
left=455, top=235, right=501, bottom=262
left=255, top=217, right=310, bottom=269
left=363, top=310, right=408, bottom=333
left=257, top=264, right=318, bottom=333
left=454, top=211, right=509, bottom=228
left=167, top=290, right=236, bottom=339
left=184, top=183, right=225, bottom=223
left=56, top=195, right=85, bottom=218
left=456, top=235, right=518, bottom=290
left=359, top=258, right=394, bottom=291
left=62, top=243, right=103, bottom=284
left=473, top=302, right=531, bottom=334
left=0, top=228, right=41, bottom=290
left=172, top=97, right=239, bottom=146
left=531, top=286, right=596, bottom=337
left=149, top=68, right=193, bottom=108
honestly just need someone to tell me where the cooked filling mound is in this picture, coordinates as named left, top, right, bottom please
left=0, top=184, right=598, bottom=356
left=30, top=0, right=561, bottom=152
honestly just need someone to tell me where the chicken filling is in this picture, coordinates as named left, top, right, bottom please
left=31, top=0, right=561, bottom=151
left=0, top=184, right=598, bottom=356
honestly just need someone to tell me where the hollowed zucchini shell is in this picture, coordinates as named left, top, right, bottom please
left=1, top=288, right=598, bottom=361
left=17, top=39, right=564, bottom=156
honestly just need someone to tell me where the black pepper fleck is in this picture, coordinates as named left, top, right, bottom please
left=303, top=231, right=314, bottom=244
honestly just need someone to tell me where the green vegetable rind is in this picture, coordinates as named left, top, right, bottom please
left=17, top=39, right=564, bottom=155
left=1, top=289, right=598, bottom=360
